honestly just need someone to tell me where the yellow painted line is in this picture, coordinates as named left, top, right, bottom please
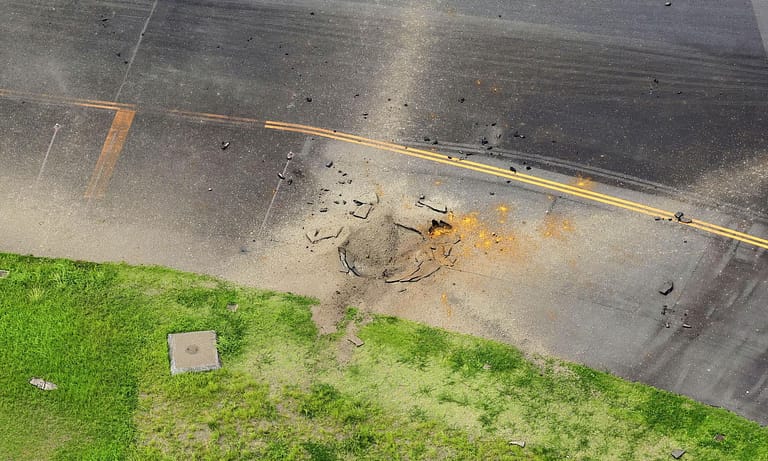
left=267, top=120, right=676, bottom=217
left=165, top=109, right=262, bottom=125
left=84, top=109, right=136, bottom=199
left=264, top=121, right=768, bottom=250
left=2, top=86, right=765, bottom=248
left=0, top=88, right=134, bottom=111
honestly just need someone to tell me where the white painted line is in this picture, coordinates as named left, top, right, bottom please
left=34, top=123, right=61, bottom=185
left=258, top=137, right=313, bottom=235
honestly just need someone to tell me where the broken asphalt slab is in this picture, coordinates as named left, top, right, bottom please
left=416, top=197, right=448, bottom=214
left=306, top=226, right=343, bottom=244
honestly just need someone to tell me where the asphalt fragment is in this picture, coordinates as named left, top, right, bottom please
left=659, top=280, right=674, bottom=296
left=417, top=197, right=448, bottom=214
left=352, top=203, right=373, bottom=219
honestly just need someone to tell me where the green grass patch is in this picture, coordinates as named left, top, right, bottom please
left=1, top=253, right=767, bottom=460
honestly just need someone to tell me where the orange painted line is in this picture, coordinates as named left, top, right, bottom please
left=0, top=88, right=134, bottom=111
left=84, top=109, right=136, bottom=199
left=264, top=121, right=768, bottom=250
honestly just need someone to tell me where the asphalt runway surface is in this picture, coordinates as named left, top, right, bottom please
left=1, top=1, right=768, bottom=423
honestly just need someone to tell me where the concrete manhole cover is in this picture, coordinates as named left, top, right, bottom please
left=167, top=330, right=221, bottom=375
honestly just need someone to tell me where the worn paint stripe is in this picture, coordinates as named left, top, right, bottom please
left=84, top=109, right=136, bottom=199
left=0, top=88, right=134, bottom=111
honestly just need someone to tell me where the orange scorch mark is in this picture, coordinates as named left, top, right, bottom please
left=571, top=175, right=595, bottom=190
left=540, top=214, right=575, bottom=240
left=440, top=292, right=453, bottom=318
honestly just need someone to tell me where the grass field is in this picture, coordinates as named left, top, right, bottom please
left=1, top=252, right=767, bottom=460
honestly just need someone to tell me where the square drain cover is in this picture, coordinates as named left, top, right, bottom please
left=168, top=330, right=221, bottom=375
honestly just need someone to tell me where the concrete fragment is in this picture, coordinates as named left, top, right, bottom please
left=29, top=377, right=57, bottom=391
left=353, top=192, right=379, bottom=206
left=416, top=198, right=447, bottom=214
left=0, top=270, right=8, bottom=278
left=338, top=247, right=360, bottom=276
left=682, top=323, right=692, bottom=329
left=168, top=331, right=221, bottom=375
left=220, top=141, right=230, bottom=150
left=671, top=449, right=685, bottom=459
left=352, top=203, right=373, bottom=219
left=325, top=161, right=333, bottom=168
left=395, top=222, right=423, bottom=236
left=658, top=281, right=674, bottom=296
left=306, top=227, right=343, bottom=244
left=508, top=441, right=525, bottom=448
left=347, top=336, right=364, bottom=347
left=226, top=303, right=238, bottom=312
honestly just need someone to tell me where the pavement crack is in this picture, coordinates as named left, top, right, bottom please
left=114, top=0, right=159, bottom=102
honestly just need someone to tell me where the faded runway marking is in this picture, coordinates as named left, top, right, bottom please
left=84, top=109, right=136, bottom=200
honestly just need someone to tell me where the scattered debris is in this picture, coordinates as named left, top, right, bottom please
left=416, top=197, right=447, bottom=214
left=665, top=322, right=671, bottom=328
left=226, top=303, right=239, bottom=312
left=220, top=141, right=230, bottom=150
left=714, top=434, right=725, bottom=442
left=207, top=187, right=213, bottom=191
left=277, top=172, right=285, bottom=180
left=665, top=1, right=672, bottom=6
left=385, top=260, right=441, bottom=283
left=509, top=166, right=517, bottom=173
left=674, top=211, right=692, bottom=223
left=482, top=363, right=492, bottom=370
left=671, top=449, right=685, bottom=459
left=0, top=269, right=9, bottom=278
left=682, top=323, right=692, bottom=329
left=347, top=336, right=365, bottom=347
left=352, top=203, right=373, bottom=219
left=306, top=227, right=343, bottom=244
left=319, top=207, right=328, bottom=212
left=509, top=441, right=526, bottom=448
left=658, top=281, right=674, bottom=296
left=286, top=152, right=294, bottom=160
left=325, top=161, right=334, bottom=168
left=29, top=377, right=57, bottom=391
left=306, top=97, right=312, bottom=102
